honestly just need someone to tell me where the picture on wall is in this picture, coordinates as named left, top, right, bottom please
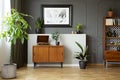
left=42, top=5, right=72, bottom=27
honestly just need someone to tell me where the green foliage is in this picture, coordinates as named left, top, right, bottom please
left=35, top=17, right=43, bottom=29
left=76, top=24, right=82, bottom=31
left=75, top=42, right=88, bottom=61
left=108, top=8, right=113, bottom=11
left=51, top=32, right=60, bottom=42
left=0, top=9, right=33, bottom=44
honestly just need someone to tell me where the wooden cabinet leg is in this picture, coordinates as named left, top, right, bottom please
left=61, top=62, right=63, bottom=68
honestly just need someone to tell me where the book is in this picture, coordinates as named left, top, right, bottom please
left=105, top=19, right=113, bottom=25
left=118, top=19, right=120, bottom=25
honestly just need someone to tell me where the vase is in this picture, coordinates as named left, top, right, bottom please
left=77, top=30, right=81, bottom=34
left=113, top=30, right=117, bottom=37
left=117, top=46, right=120, bottom=51
left=106, top=29, right=112, bottom=37
left=35, top=29, right=41, bottom=34
left=56, top=42, right=60, bottom=45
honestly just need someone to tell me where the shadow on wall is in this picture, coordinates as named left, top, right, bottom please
left=86, top=35, right=98, bottom=63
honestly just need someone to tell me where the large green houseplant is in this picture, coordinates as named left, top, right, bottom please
left=0, top=8, right=32, bottom=63
left=74, top=42, right=88, bottom=69
left=0, top=9, right=32, bottom=44
left=0, top=9, right=32, bottom=79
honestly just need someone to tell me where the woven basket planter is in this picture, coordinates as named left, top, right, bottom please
left=1, top=63, right=16, bottom=79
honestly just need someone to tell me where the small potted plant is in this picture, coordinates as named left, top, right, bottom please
left=76, top=24, right=82, bottom=34
left=108, top=8, right=114, bottom=17
left=51, top=32, right=60, bottom=45
left=74, top=42, right=88, bottom=69
left=35, top=17, right=43, bottom=34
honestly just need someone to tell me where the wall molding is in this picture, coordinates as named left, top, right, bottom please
left=27, top=63, right=104, bottom=67
left=27, top=64, right=79, bottom=67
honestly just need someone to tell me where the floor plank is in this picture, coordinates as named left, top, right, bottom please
left=0, top=66, right=120, bottom=80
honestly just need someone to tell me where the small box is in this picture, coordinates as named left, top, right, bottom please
left=37, top=35, right=49, bottom=45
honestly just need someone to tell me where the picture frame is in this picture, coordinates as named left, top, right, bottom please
left=42, top=5, right=73, bottom=27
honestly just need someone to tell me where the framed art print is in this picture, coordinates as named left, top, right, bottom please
left=42, top=5, right=73, bottom=27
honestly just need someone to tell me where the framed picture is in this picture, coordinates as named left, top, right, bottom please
left=42, top=5, right=73, bottom=27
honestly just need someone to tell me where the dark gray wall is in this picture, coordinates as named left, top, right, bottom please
left=22, top=0, right=120, bottom=63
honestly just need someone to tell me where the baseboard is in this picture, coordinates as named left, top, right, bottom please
left=27, top=63, right=105, bottom=67
left=27, top=64, right=79, bottom=67
left=26, top=63, right=120, bottom=68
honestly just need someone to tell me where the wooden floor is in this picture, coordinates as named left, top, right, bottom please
left=0, top=65, right=120, bottom=80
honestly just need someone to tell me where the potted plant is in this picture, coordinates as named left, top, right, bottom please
left=76, top=24, right=82, bottom=34
left=108, top=8, right=114, bottom=17
left=35, top=17, right=43, bottom=34
left=51, top=32, right=60, bottom=45
left=74, top=42, right=88, bottom=69
left=0, top=9, right=32, bottom=79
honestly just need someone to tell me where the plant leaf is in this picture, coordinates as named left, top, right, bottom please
left=83, top=45, right=88, bottom=57
left=75, top=41, right=83, bottom=53
left=74, top=42, right=88, bottom=60
left=0, top=8, right=33, bottom=44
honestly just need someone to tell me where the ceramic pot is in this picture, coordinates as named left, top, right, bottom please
left=56, top=42, right=60, bottom=45
left=79, top=61, right=87, bottom=69
left=77, top=30, right=81, bottom=34
left=108, top=11, right=113, bottom=17
left=1, top=63, right=17, bottom=79
left=35, top=29, right=41, bottom=34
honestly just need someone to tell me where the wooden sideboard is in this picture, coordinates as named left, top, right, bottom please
left=33, top=45, right=64, bottom=68
left=28, top=34, right=86, bottom=66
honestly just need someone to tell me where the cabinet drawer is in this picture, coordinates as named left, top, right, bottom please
left=105, top=51, right=120, bottom=61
